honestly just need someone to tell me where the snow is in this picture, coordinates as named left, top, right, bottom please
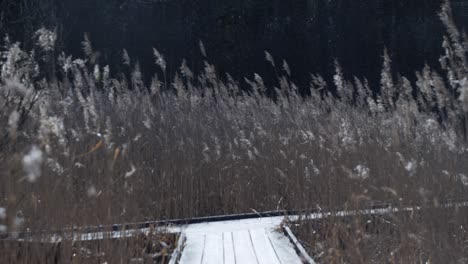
left=22, top=146, right=44, bottom=183
left=179, top=217, right=302, bottom=264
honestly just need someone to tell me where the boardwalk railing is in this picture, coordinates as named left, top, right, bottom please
left=2, top=197, right=468, bottom=242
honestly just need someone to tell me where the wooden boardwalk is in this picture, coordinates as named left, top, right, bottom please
left=179, top=216, right=303, bottom=264
left=12, top=200, right=468, bottom=263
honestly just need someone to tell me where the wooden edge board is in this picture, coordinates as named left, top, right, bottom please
left=282, top=225, right=316, bottom=264
left=169, top=232, right=187, bottom=264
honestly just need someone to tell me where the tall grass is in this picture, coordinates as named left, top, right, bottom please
left=0, top=0, right=466, bottom=251
left=292, top=206, right=468, bottom=263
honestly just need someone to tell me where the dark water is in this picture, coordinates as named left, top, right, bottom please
left=3, top=0, right=468, bottom=91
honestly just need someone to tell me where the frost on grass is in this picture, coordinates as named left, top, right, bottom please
left=354, top=165, right=370, bottom=180
left=34, top=28, right=57, bottom=51
left=458, top=173, right=468, bottom=186
left=22, top=145, right=44, bottom=183
left=39, top=115, right=66, bottom=146
left=405, top=160, right=418, bottom=177
left=345, top=165, right=370, bottom=180
left=397, top=152, right=418, bottom=177
left=2, top=78, right=28, bottom=96
left=124, top=164, right=137, bottom=178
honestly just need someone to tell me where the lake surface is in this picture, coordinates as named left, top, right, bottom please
left=10, top=0, right=468, bottom=90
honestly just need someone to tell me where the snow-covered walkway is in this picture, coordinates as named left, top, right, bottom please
left=179, top=216, right=303, bottom=264
left=11, top=200, right=468, bottom=263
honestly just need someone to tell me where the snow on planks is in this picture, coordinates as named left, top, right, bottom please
left=179, top=217, right=302, bottom=264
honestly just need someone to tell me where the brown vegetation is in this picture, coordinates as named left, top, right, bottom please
left=0, top=0, right=467, bottom=262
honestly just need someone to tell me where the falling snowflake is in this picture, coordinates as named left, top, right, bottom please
left=23, top=146, right=44, bottom=183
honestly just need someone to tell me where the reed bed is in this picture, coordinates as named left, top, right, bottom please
left=0, top=0, right=467, bottom=262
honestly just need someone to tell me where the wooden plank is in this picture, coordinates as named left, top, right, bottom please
left=248, top=228, right=281, bottom=264
left=266, top=227, right=303, bottom=264
left=222, top=232, right=236, bottom=264
left=179, top=234, right=205, bottom=264
left=232, top=229, right=258, bottom=264
left=180, top=217, right=303, bottom=264
left=202, top=233, right=224, bottom=264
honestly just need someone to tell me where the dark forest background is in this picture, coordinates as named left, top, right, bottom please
left=1, top=0, right=468, bottom=90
